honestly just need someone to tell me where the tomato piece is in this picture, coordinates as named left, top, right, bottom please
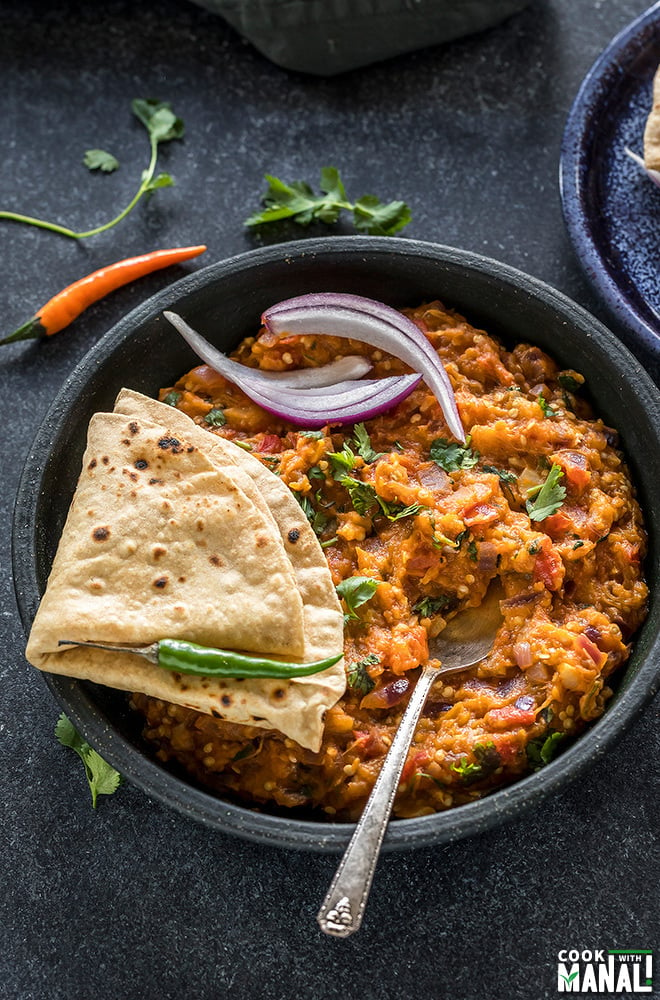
left=256, top=434, right=282, bottom=453
left=575, top=634, right=607, bottom=669
left=533, top=546, right=563, bottom=590
left=400, top=750, right=430, bottom=784
left=462, top=502, right=499, bottom=527
left=484, top=705, right=536, bottom=729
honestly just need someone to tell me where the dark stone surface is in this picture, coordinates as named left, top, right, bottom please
left=0, top=2, right=658, bottom=998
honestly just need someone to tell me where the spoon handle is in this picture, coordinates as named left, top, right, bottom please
left=317, top=663, right=439, bottom=937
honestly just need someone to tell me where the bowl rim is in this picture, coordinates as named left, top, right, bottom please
left=12, top=235, right=660, bottom=853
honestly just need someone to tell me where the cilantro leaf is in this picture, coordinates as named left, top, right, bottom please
left=327, top=442, right=358, bottom=476
left=481, top=464, right=517, bottom=486
left=525, top=463, right=566, bottom=521
left=245, top=166, right=411, bottom=236
left=352, top=195, right=412, bottom=237
left=336, top=575, right=379, bottom=622
left=352, top=423, right=384, bottom=463
left=538, top=396, right=557, bottom=418
left=245, top=170, right=350, bottom=227
left=55, top=713, right=122, bottom=808
left=338, top=474, right=378, bottom=516
left=295, top=493, right=329, bottom=537
left=162, top=391, right=181, bottom=407
left=204, top=407, right=226, bottom=426
left=143, top=171, right=174, bottom=194
left=430, top=437, right=479, bottom=473
left=526, top=731, right=566, bottom=770
left=131, top=98, right=184, bottom=144
left=451, top=742, right=499, bottom=785
left=413, top=594, right=453, bottom=618
left=347, top=653, right=379, bottom=695
left=558, top=373, right=584, bottom=393
left=83, top=148, right=119, bottom=173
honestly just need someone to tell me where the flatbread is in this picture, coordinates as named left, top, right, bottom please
left=26, top=392, right=345, bottom=750
left=644, top=63, right=660, bottom=171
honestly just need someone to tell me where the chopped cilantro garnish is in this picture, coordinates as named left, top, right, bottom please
left=162, top=391, right=181, bottom=407
left=451, top=742, right=499, bottom=784
left=467, top=540, right=478, bottom=561
left=336, top=575, right=379, bottom=623
left=327, top=442, right=358, bottom=476
left=538, top=396, right=557, bottom=418
left=55, top=714, right=122, bottom=808
left=204, top=407, right=226, bottom=426
left=295, top=493, right=330, bottom=537
left=572, top=540, right=584, bottom=550
left=346, top=653, right=379, bottom=695
left=299, top=429, right=325, bottom=439
left=481, top=464, right=517, bottom=485
left=413, top=594, right=452, bottom=618
left=525, top=463, right=566, bottom=521
left=430, top=436, right=479, bottom=473
left=526, top=731, right=566, bottom=770
left=338, top=474, right=423, bottom=521
left=353, top=423, right=384, bottom=463
left=558, top=373, right=583, bottom=393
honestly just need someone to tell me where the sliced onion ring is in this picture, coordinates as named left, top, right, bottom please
left=163, top=311, right=372, bottom=388
left=263, top=292, right=465, bottom=442
left=164, top=310, right=421, bottom=428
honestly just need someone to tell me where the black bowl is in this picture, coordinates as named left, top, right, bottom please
left=12, top=236, right=660, bottom=852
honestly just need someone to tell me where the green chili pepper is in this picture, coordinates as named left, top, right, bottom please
left=59, top=637, right=342, bottom=679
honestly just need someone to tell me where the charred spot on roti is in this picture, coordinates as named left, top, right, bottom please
left=196, top=518, right=204, bottom=531
left=88, top=578, right=105, bottom=592
left=123, top=469, right=139, bottom=482
left=92, top=526, right=110, bottom=542
left=101, top=456, right=109, bottom=465
left=134, top=459, right=149, bottom=470
left=255, top=535, right=269, bottom=549
left=128, top=421, right=139, bottom=435
left=152, top=544, right=167, bottom=560
left=287, top=528, right=300, bottom=544
left=88, top=458, right=97, bottom=470
left=153, top=575, right=168, bottom=589
left=157, top=436, right=184, bottom=454
left=211, top=709, right=224, bottom=719
left=272, top=688, right=286, bottom=701
left=221, top=694, right=232, bottom=707
left=149, top=477, right=163, bottom=486
left=209, top=554, right=224, bottom=567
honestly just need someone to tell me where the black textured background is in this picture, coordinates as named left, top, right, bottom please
left=1, top=2, right=658, bottom=998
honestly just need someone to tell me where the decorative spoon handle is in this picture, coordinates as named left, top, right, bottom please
left=317, top=663, right=439, bottom=937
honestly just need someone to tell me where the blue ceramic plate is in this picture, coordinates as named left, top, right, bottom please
left=560, top=2, right=660, bottom=357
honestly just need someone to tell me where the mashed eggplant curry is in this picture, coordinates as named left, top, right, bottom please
left=131, top=302, right=648, bottom=821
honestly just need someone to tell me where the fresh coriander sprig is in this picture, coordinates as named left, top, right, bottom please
left=336, top=575, right=380, bottom=623
left=245, top=166, right=412, bottom=236
left=0, top=98, right=183, bottom=239
left=525, top=463, right=566, bottom=521
left=55, top=713, right=122, bottom=808
left=430, top=436, right=479, bottom=473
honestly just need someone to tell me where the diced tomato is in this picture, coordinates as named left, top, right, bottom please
left=543, top=510, right=573, bottom=537
left=551, top=450, right=591, bottom=492
left=400, top=750, right=430, bottom=785
left=533, top=546, right=563, bottom=590
left=405, top=550, right=438, bottom=577
left=484, top=705, right=536, bottom=729
left=491, top=736, right=522, bottom=764
left=462, top=502, right=500, bottom=527
left=256, top=434, right=282, bottom=453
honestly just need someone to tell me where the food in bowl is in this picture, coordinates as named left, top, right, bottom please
left=117, top=296, right=648, bottom=821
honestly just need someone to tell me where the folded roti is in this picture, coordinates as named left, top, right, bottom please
left=26, top=391, right=345, bottom=750
left=644, top=63, right=660, bottom=171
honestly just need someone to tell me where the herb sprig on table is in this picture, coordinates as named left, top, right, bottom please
left=55, top=714, right=122, bottom=808
left=245, top=166, right=412, bottom=236
left=0, top=98, right=183, bottom=239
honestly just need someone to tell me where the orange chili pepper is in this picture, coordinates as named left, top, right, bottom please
left=1, top=244, right=207, bottom=345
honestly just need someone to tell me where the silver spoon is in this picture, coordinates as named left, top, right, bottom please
left=317, top=581, right=504, bottom=938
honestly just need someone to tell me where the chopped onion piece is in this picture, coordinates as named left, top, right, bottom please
left=163, top=311, right=372, bottom=388
left=262, top=292, right=465, bottom=442
left=625, top=147, right=660, bottom=188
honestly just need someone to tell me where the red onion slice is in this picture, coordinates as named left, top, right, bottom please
left=262, top=292, right=465, bottom=442
left=163, top=309, right=421, bottom=428
left=163, top=311, right=372, bottom=388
